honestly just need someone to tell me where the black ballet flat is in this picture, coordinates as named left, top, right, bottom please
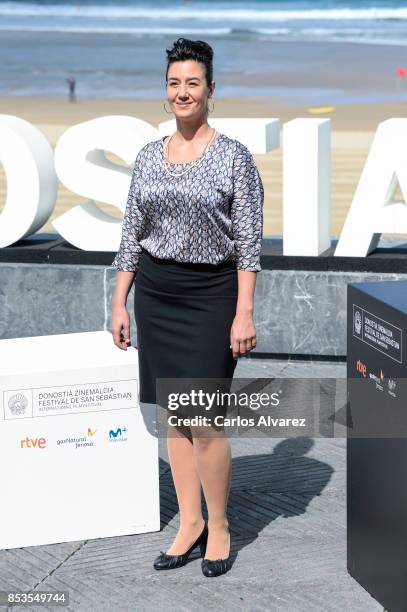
left=201, top=533, right=233, bottom=577
left=153, top=523, right=208, bottom=570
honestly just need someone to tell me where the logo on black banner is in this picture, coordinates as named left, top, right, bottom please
left=356, top=359, right=367, bottom=377
left=369, top=368, right=385, bottom=391
left=354, top=310, right=362, bottom=335
left=352, top=304, right=402, bottom=364
left=387, top=377, right=397, bottom=398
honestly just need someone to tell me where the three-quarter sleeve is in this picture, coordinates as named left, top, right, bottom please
left=111, top=151, right=144, bottom=273
left=230, top=141, right=264, bottom=272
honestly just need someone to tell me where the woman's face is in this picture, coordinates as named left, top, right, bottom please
left=166, top=60, right=214, bottom=119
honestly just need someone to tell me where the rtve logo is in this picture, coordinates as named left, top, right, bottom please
left=20, top=436, right=47, bottom=449
left=356, top=359, right=367, bottom=378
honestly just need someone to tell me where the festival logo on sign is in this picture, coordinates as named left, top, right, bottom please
left=354, top=310, right=362, bottom=336
left=3, top=390, right=33, bottom=419
left=8, top=393, right=29, bottom=416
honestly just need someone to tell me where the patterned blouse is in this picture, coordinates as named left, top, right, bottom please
left=111, top=131, right=264, bottom=273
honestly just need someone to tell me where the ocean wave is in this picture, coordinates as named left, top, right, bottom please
left=1, top=3, right=407, bottom=22
left=0, top=25, right=232, bottom=35
left=1, top=23, right=407, bottom=46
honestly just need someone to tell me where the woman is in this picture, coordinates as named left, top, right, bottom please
left=110, top=38, right=264, bottom=578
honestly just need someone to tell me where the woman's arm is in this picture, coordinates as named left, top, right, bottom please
left=111, top=152, right=145, bottom=348
left=113, top=271, right=135, bottom=308
left=230, top=270, right=258, bottom=358
left=111, top=271, right=135, bottom=349
left=230, top=141, right=264, bottom=358
left=111, top=153, right=145, bottom=278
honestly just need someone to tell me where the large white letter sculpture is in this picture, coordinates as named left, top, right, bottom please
left=2, top=114, right=406, bottom=257
left=53, top=116, right=158, bottom=251
left=0, top=115, right=57, bottom=248
left=159, top=118, right=280, bottom=154
left=283, top=118, right=331, bottom=256
left=335, top=118, right=407, bottom=257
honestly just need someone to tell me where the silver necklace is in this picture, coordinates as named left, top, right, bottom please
left=162, top=128, right=218, bottom=178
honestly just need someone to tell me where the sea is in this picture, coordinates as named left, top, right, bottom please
left=1, top=0, right=407, bottom=103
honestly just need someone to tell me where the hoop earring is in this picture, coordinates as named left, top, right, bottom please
left=163, top=101, right=173, bottom=114
left=207, top=99, right=215, bottom=113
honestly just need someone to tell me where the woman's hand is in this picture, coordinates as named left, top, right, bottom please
left=230, top=311, right=257, bottom=359
left=111, top=305, right=131, bottom=350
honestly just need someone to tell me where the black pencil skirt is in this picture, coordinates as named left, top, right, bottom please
left=133, top=247, right=239, bottom=411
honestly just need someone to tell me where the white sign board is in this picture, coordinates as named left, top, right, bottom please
left=0, top=330, right=160, bottom=550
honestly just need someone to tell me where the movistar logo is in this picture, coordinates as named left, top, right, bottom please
left=109, top=427, right=128, bottom=439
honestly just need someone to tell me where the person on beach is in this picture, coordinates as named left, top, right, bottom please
left=110, top=37, right=263, bottom=578
left=66, top=76, right=76, bottom=102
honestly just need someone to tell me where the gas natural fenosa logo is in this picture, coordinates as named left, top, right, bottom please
left=56, top=428, right=97, bottom=449
left=369, top=368, right=385, bottom=390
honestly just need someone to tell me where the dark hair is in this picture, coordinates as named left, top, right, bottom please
left=165, top=38, right=214, bottom=88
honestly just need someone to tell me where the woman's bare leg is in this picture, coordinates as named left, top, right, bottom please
left=191, top=425, right=231, bottom=559
left=165, top=421, right=205, bottom=554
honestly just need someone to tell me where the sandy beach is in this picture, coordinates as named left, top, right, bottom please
left=0, top=95, right=405, bottom=238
